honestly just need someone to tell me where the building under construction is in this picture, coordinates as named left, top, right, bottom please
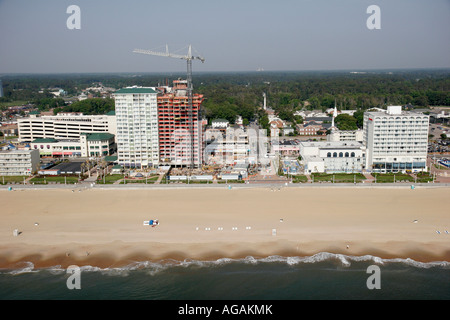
left=158, top=79, right=204, bottom=167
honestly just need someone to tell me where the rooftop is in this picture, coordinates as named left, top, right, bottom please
left=365, top=106, right=429, bottom=118
left=31, top=138, right=59, bottom=143
left=300, top=141, right=363, bottom=149
left=81, top=132, right=115, bottom=141
left=114, top=87, right=157, bottom=94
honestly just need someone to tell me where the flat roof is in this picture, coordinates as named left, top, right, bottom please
left=32, top=138, right=59, bottom=143
left=114, top=87, right=157, bottom=94
left=300, top=141, right=363, bottom=149
left=81, top=132, right=115, bottom=141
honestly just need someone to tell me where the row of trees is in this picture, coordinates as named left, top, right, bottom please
left=1, top=70, right=448, bottom=121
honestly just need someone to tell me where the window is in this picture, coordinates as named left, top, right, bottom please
left=333, top=152, right=337, bottom=158
left=351, top=152, right=355, bottom=157
left=345, top=152, right=349, bottom=157
left=339, top=152, right=343, bottom=157
left=327, top=152, right=331, bottom=158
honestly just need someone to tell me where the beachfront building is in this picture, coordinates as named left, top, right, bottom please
left=299, top=141, right=365, bottom=174
left=113, top=86, right=160, bottom=168
left=158, top=80, right=204, bottom=167
left=0, top=149, right=40, bottom=176
left=30, top=133, right=116, bottom=158
left=80, top=132, right=116, bottom=158
left=363, top=106, right=429, bottom=173
left=17, top=112, right=117, bottom=142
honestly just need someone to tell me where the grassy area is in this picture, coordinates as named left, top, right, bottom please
left=311, top=173, right=366, bottom=183
left=372, top=173, right=414, bottom=183
left=120, top=175, right=159, bottom=184
left=0, top=100, right=28, bottom=108
left=0, top=176, right=29, bottom=185
left=291, top=175, right=308, bottom=183
left=30, top=176, right=80, bottom=184
left=434, top=163, right=449, bottom=170
left=217, top=179, right=245, bottom=184
left=414, top=172, right=434, bottom=183
left=96, top=174, right=125, bottom=184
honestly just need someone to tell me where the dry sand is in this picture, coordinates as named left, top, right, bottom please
left=0, top=186, right=449, bottom=269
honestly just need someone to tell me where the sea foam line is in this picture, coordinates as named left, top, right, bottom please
left=1, top=252, right=448, bottom=275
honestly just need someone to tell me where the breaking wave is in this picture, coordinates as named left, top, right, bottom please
left=2, top=252, right=448, bottom=276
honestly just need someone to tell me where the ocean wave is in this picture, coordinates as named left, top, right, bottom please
left=5, top=262, right=37, bottom=275
left=2, top=253, right=448, bottom=276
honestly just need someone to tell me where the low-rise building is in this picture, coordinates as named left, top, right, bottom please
left=272, top=140, right=300, bottom=156
left=327, top=129, right=364, bottom=142
left=300, top=141, right=365, bottom=174
left=296, top=122, right=328, bottom=135
left=30, top=132, right=116, bottom=158
left=211, top=119, right=229, bottom=130
left=0, top=123, right=18, bottom=137
left=0, top=149, right=40, bottom=176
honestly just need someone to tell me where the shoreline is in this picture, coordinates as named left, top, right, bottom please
left=1, top=239, right=449, bottom=271
left=1, top=187, right=449, bottom=270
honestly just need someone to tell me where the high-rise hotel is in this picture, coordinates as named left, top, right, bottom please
left=363, top=106, right=429, bottom=173
left=113, top=86, right=160, bottom=168
left=113, top=81, right=204, bottom=169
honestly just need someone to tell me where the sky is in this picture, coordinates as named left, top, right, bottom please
left=0, top=0, right=449, bottom=74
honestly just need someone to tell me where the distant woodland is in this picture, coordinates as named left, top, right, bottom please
left=1, top=69, right=449, bottom=129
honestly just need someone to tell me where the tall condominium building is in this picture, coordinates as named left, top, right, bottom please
left=363, top=106, right=429, bottom=173
left=113, top=87, right=159, bottom=168
left=17, top=112, right=117, bottom=142
left=158, top=80, right=204, bottom=167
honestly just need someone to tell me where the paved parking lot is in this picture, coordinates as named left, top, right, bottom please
left=52, top=161, right=83, bottom=174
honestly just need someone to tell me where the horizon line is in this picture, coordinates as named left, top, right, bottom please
left=1, top=67, right=450, bottom=77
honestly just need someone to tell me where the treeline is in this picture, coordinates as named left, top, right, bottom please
left=27, top=97, right=114, bottom=115
left=53, top=98, right=115, bottom=115
left=196, top=70, right=450, bottom=125
left=1, top=70, right=449, bottom=120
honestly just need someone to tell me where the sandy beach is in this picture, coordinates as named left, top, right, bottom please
left=0, top=186, right=449, bottom=269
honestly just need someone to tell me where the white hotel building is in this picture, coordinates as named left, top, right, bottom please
left=363, top=106, right=429, bottom=173
left=17, top=112, right=117, bottom=142
left=113, top=87, right=159, bottom=168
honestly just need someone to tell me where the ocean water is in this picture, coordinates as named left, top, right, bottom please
left=0, top=253, right=449, bottom=300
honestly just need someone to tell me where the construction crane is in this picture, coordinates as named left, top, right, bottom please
left=133, top=44, right=205, bottom=169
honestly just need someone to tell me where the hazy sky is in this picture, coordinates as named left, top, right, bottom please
left=0, top=0, right=449, bottom=73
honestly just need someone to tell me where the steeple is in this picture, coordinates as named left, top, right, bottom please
left=331, top=100, right=337, bottom=130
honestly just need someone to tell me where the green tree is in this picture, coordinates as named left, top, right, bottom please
left=335, top=114, right=358, bottom=130
left=353, top=110, right=364, bottom=128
